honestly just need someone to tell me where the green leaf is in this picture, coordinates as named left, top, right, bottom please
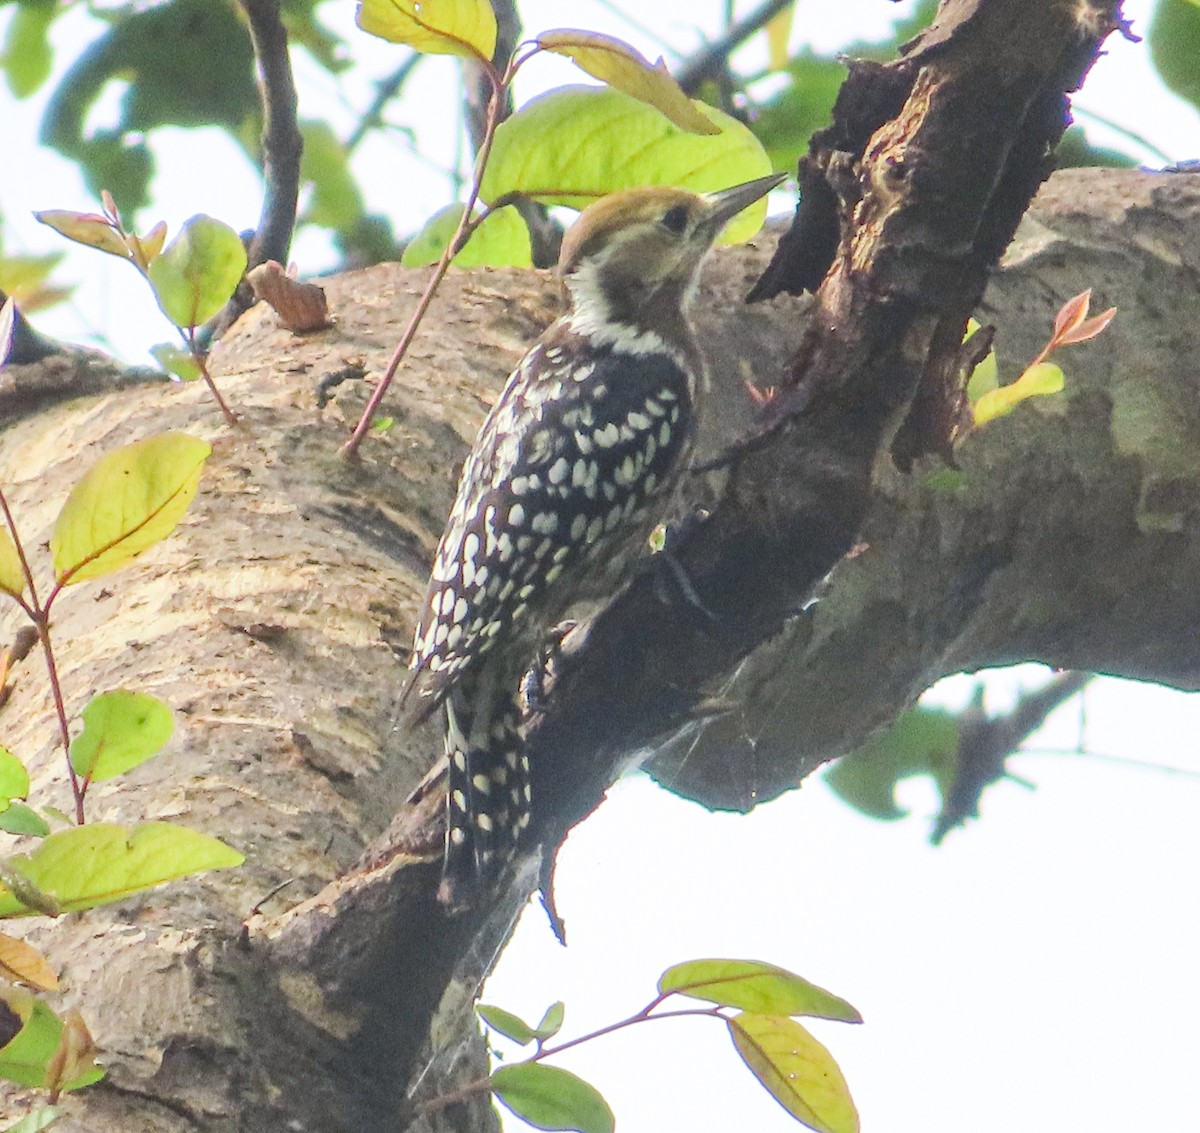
left=659, top=960, right=861, bottom=1022
left=299, top=121, right=366, bottom=232
left=765, top=4, right=795, bottom=71
left=490, top=1063, right=614, bottom=1133
left=402, top=204, right=532, bottom=268
left=356, top=0, right=497, bottom=60
left=70, top=692, right=174, bottom=782
left=480, top=86, right=774, bottom=242
left=280, top=1, right=348, bottom=75
left=535, top=31, right=718, bottom=135
left=1054, top=124, right=1138, bottom=169
left=0, top=527, right=25, bottom=598
left=0, top=996, right=102, bottom=1092
left=149, top=343, right=202, bottom=382
left=728, top=1013, right=859, bottom=1133
left=0, top=749, right=29, bottom=804
left=963, top=319, right=999, bottom=402
left=476, top=1004, right=537, bottom=1045
left=51, top=432, right=211, bottom=586
left=923, top=468, right=967, bottom=494
left=0, top=822, right=243, bottom=918
left=148, top=215, right=247, bottom=330
left=40, top=0, right=258, bottom=215
left=1, top=1, right=57, bottom=99
left=750, top=53, right=847, bottom=171
left=0, top=806, right=50, bottom=839
left=972, top=361, right=1065, bottom=426
left=0, top=253, right=66, bottom=312
left=533, top=1001, right=565, bottom=1040
left=4, top=1104, right=63, bottom=1132
left=824, top=705, right=960, bottom=821
left=1150, top=0, right=1200, bottom=114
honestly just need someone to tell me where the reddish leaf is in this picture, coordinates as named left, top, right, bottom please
left=34, top=211, right=129, bottom=260
left=1052, top=289, right=1092, bottom=341
left=1055, top=306, right=1117, bottom=346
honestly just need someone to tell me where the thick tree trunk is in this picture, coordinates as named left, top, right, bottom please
left=0, top=3, right=1172, bottom=1130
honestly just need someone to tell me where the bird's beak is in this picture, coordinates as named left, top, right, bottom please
left=700, top=173, right=788, bottom=234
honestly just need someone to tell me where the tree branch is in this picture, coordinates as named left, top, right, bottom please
left=933, top=671, right=1094, bottom=843
left=677, top=0, right=796, bottom=94
left=208, top=0, right=303, bottom=340
left=0, top=288, right=65, bottom=366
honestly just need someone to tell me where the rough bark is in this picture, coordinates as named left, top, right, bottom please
left=0, top=2, right=1176, bottom=1129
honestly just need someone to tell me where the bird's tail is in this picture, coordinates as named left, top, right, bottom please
left=439, top=671, right=530, bottom=905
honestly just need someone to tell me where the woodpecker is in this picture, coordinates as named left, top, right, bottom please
left=404, top=173, right=785, bottom=903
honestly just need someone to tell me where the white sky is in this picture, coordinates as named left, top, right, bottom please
left=3, top=2, right=1200, bottom=1132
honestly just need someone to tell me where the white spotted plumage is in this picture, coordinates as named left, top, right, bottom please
left=401, top=174, right=786, bottom=903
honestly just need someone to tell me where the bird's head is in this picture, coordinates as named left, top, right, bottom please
left=558, top=174, right=785, bottom=344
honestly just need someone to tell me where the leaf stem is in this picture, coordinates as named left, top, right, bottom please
left=0, top=488, right=85, bottom=823
left=33, top=615, right=85, bottom=824
left=417, top=994, right=724, bottom=1116
left=187, top=330, right=239, bottom=427
left=342, top=58, right=507, bottom=458
left=534, top=1002, right=724, bottom=1062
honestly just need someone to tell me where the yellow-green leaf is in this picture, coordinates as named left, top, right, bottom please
left=0, top=823, right=244, bottom=918
left=0, top=528, right=25, bottom=598
left=0, top=995, right=102, bottom=1092
left=480, top=86, right=773, bottom=243
left=34, top=211, right=129, bottom=260
left=2, top=1, right=55, bottom=99
left=69, top=691, right=174, bottom=782
left=490, top=1063, right=614, bottom=1133
left=0, top=749, right=29, bottom=803
left=963, top=318, right=998, bottom=401
left=765, top=4, right=795, bottom=71
left=149, top=342, right=203, bottom=382
left=0, top=806, right=49, bottom=839
left=402, top=203, right=532, bottom=268
left=356, top=0, right=496, bottom=60
left=0, top=254, right=65, bottom=311
left=476, top=1003, right=537, bottom=1045
left=147, top=215, right=247, bottom=330
left=660, top=959, right=861, bottom=1022
left=728, top=1013, right=859, bottom=1133
left=51, top=432, right=211, bottom=585
left=533, top=1001, right=565, bottom=1040
left=535, top=31, right=718, bottom=135
left=972, top=361, right=1065, bottom=426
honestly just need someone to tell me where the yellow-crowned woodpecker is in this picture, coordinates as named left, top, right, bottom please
left=403, top=174, right=784, bottom=902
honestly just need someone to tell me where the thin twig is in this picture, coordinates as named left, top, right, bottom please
left=416, top=994, right=723, bottom=1116
left=347, top=54, right=423, bottom=154
left=0, top=488, right=84, bottom=821
left=189, top=331, right=239, bottom=427
left=676, top=0, right=795, bottom=94
left=590, top=0, right=679, bottom=56
left=343, top=58, right=508, bottom=457
left=208, top=0, right=303, bottom=341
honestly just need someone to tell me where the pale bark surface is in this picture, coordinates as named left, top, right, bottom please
left=0, top=1, right=1185, bottom=1128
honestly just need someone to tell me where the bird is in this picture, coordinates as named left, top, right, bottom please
left=403, top=173, right=785, bottom=904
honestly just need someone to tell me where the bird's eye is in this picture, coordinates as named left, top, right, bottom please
left=661, top=204, right=690, bottom=234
